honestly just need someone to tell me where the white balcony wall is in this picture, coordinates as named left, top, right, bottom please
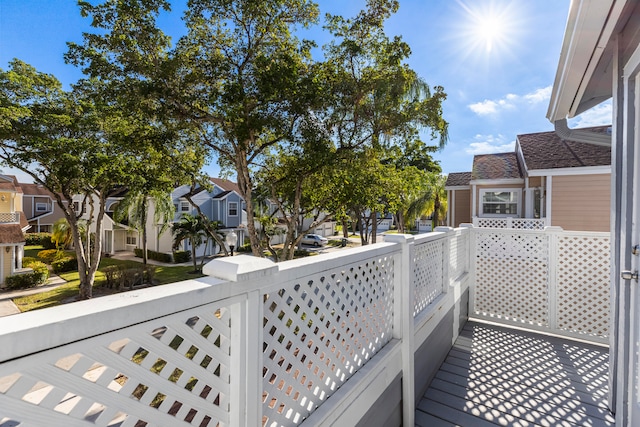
left=0, top=225, right=611, bottom=426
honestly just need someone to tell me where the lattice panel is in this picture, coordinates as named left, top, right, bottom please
left=511, top=218, right=546, bottom=230
left=412, top=240, right=444, bottom=317
left=449, top=232, right=470, bottom=282
left=0, top=303, right=233, bottom=427
left=556, top=235, right=610, bottom=338
left=476, top=218, right=507, bottom=229
left=262, top=257, right=395, bottom=426
left=474, top=232, right=550, bottom=326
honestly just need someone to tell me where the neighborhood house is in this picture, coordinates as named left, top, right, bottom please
left=445, top=126, right=611, bottom=232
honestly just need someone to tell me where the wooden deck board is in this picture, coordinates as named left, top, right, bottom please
left=416, top=321, right=615, bottom=426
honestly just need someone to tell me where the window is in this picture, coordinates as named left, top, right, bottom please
left=126, top=233, right=137, bottom=245
left=180, top=201, right=190, bottom=212
left=73, top=201, right=80, bottom=212
left=480, top=190, right=521, bottom=216
left=35, top=202, right=48, bottom=212
left=228, top=202, right=238, bottom=216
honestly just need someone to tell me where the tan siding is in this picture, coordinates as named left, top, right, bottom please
left=2, top=252, right=11, bottom=284
left=452, top=189, right=471, bottom=227
left=551, top=174, right=610, bottom=232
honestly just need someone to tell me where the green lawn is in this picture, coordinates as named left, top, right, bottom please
left=14, top=248, right=204, bottom=313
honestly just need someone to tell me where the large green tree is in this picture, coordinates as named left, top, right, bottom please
left=0, top=61, right=140, bottom=298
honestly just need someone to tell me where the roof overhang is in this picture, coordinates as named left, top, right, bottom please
left=547, top=0, right=630, bottom=122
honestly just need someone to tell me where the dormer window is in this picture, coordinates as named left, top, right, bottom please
left=36, top=203, right=48, bottom=212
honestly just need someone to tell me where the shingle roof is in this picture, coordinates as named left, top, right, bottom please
left=212, top=190, right=232, bottom=200
left=210, top=178, right=242, bottom=196
left=445, top=172, right=472, bottom=187
left=19, top=183, right=55, bottom=197
left=0, top=224, right=26, bottom=244
left=518, top=127, right=611, bottom=170
left=471, top=152, right=523, bottom=180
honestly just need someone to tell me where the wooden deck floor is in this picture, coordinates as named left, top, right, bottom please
left=416, top=321, right=615, bottom=427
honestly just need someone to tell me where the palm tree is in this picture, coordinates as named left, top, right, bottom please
left=115, top=190, right=175, bottom=265
left=51, top=217, right=90, bottom=250
left=172, top=213, right=207, bottom=273
left=51, top=218, right=74, bottom=250
left=423, top=174, right=448, bottom=229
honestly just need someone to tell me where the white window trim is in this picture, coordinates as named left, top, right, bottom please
left=479, top=188, right=522, bottom=218
left=180, top=201, right=190, bottom=212
left=228, top=201, right=238, bottom=217
left=35, top=202, right=48, bottom=212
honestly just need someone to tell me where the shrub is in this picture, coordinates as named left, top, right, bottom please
left=22, top=256, right=39, bottom=266
left=134, top=248, right=172, bottom=263
left=24, top=232, right=54, bottom=247
left=172, top=250, right=191, bottom=263
left=5, top=264, right=49, bottom=289
left=23, top=259, right=49, bottom=276
left=52, top=257, right=78, bottom=273
left=37, top=249, right=59, bottom=264
left=101, top=265, right=155, bottom=290
left=41, top=236, right=56, bottom=250
left=236, top=244, right=252, bottom=253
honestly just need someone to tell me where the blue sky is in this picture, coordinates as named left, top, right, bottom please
left=0, top=0, right=611, bottom=183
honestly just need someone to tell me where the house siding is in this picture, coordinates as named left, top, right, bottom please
left=2, top=251, right=11, bottom=284
left=551, top=174, right=610, bottom=232
left=451, top=189, right=471, bottom=227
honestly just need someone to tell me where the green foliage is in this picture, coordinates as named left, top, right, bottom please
left=5, top=262, right=49, bottom=289
left=134, top=248, right=173, bottom=263
left=22, top=256, right=39, bottom=266
left=236, top=244, right=253, bottom=253
left=24, top=233, right=53, bottom=246
left=52, top=257, right=79, bottom=274
left=172, top=250, right=191, bottom=263
left=101, top=265, right=155, bottom=290
left=37, top=249, right=62, bottom=264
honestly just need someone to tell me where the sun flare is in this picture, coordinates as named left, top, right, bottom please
left=456, top=0, right=520, bottom=57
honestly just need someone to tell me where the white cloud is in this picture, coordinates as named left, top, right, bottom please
left=465, top=134, right=515, bottom=155
left=524, top=86, right=552, bottom=104
left=468, top=85, right=553, bottom=116
left=568, top=100, right=612, bottom=128
left=468, top=100, right=499, bottom=115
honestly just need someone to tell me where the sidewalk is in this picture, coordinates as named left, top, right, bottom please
left=0, top=274, right=66, bottom=317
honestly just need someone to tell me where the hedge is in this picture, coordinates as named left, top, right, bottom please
left=52, top=257, right=78, bottom=274
left=134, top=248, right=173, bottom=263
left=24, top=232, right=55, bottom=248
left=102, top=265, right=155, bottom=290
left=172, top=250, right=191, bottom=263
left=5, top=260, right=49, bottom=290
left=37, top=249, right=60, bottom=264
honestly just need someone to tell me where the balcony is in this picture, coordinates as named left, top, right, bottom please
left=0, top=212, right=20, bottom=224
left=0, top=225, right=613, bottom=426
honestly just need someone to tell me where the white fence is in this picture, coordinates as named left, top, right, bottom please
left=470, top=226, right=610, bottom=344
left=0, top=228, right=470, bottom=427
left=0, top=225, right=610, bottom=426
left=473, top=217, right=548, bottom=230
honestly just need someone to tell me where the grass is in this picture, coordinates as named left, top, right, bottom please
left=13, top=247, right=205, bottom=313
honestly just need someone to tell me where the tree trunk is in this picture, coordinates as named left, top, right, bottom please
left=342, top=219, right=349, bottom=238
left=236, top=151, right=263, bottom=258
left=371, top=210, right=378, bottom=244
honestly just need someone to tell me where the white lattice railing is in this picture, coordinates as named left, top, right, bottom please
left=0, top=212, right=19, bottom=223
left=473, top=216, right=548, bottom=230
left=470, top=226, right=610, bottom=343
left=0, top=228, right=469, bottom=427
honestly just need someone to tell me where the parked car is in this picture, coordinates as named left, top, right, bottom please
left=301, top=234, right=328, bottom=247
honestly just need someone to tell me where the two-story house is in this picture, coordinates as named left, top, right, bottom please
left=0, top=175, right=31, bottom=286
left=20, top=183, right=67, bottom=233
left=445, top=126, right=611, bottom=232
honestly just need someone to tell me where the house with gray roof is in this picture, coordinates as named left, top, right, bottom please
left=445, top=126, right=611, bottom=232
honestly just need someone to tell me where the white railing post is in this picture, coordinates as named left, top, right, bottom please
left=203, top=255, right=278, bottom=427
left=545, top=226, right=562, bottom=333
left=506, top=217, right=513, bottom=229
left=435, top=227, right=454, bottom=290
left=384, top=233, right=415, bottom=426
